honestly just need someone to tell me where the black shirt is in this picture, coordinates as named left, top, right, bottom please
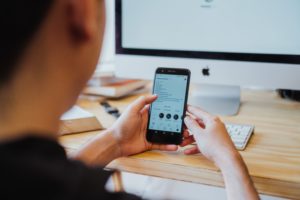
left=0, top=136, right=141, bottom=200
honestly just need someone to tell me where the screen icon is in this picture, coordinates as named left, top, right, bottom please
left=166, top=113, right=172, bottom=119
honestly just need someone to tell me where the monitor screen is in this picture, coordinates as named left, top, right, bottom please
left=116, top=0, right=300, bottom=64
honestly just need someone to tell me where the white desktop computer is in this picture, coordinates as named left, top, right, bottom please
left=114, top=0, right=300, bottom=115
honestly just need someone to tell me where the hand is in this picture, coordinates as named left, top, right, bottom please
left=109, top=95, right=178, bottom=157
left=182, top=106, right=259, bottom=199
left=181, top=105, right=240, bottom=167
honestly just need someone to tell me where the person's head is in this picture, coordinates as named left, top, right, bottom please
left=0, top=0, right=105, bottom=117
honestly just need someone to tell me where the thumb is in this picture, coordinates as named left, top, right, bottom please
left=131, top=95, right=157, bottom=113
left=141, top=104, right=150, bottom=115
left=184, top=116, right=204, bottom=140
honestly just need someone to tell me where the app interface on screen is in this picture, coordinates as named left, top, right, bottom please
left=149, top=74, right=188, bottom=133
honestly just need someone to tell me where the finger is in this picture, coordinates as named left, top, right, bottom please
left=151, top=144, right=178, bottom=151
left=131, top=95, right=158, bottom=113
left=184, top=116, right=204, bottom=136
left=196, top=118, right=206, bottom=129
left=139, top=105, right=151, bottom=133
left=183, top=123, right=187, bottom=129
left=185, top=111, right=194, bottom=119
left=183, top=129, right=190, bottom=138
left=180, top=135, right=195, bottom=147
left=184, top=146, right=200, bottom=155
left=140, top=104, right=150, bottom=115
left=187, top=105, right=214, bottom=124
left=186, top=112, right=205, bottom=128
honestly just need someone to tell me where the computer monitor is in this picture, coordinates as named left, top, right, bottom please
left=114, top=0, right=300, bottom=115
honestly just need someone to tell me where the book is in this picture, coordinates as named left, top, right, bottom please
left=92, top=63, right=115, bottom=78
left=59, top=106, right=103, bottom=135
left=83, top=79, right=148, bottom=98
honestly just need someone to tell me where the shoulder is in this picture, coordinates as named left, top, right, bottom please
left=0, top=136, right=140, bottom=200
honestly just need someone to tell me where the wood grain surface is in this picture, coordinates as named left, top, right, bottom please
left=60, top=88, right=300, bottom=199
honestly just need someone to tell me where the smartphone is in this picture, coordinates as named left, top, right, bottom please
left=146, top=67, right=191, bottom=145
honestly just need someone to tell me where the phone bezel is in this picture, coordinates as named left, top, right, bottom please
left=146, top=67, right=191, bottom=145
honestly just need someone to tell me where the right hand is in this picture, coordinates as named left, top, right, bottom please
left=182, top=106, right=259, bottom=200
left=181, top=105, right=240, bottom=167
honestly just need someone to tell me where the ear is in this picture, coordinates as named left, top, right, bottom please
left=67, top=0, right=98, bottom=43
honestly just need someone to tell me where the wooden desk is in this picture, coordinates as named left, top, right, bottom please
left=60, top=89, right=300, bottom=199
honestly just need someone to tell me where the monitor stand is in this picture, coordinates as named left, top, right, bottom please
left=188, top=84, right=241, bottom=116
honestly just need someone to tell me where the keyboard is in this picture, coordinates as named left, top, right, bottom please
left=225, top=123, right=254, bottom=150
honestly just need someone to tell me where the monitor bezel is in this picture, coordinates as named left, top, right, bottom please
left=115, top=0, right=300, bottom=65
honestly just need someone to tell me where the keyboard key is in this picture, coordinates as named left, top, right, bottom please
left=225, top=123, right=254, bottom=151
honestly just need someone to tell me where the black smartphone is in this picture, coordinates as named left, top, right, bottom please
left=146, top=67, right=191, bottom=145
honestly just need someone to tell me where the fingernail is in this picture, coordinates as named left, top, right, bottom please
left=184, top=116, right=190, bottom=123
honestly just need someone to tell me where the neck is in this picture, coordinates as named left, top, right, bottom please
left=0, top=83, right=62, bottom=142
left=0, top=54, right=73, bottom=143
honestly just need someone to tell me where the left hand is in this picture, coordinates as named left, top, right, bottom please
left=109, top=95, right=178, bottom=157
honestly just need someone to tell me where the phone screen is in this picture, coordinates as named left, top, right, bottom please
left=148, top=73, right=188, bottom=134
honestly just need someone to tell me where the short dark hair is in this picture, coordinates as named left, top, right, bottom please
left=0, top=0, right=54, bottom=86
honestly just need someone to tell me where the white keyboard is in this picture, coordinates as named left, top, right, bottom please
left=225, top=123, right=254, bottom=150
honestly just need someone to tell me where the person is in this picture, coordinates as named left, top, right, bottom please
left=0, top=0, right=259, bottom=199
